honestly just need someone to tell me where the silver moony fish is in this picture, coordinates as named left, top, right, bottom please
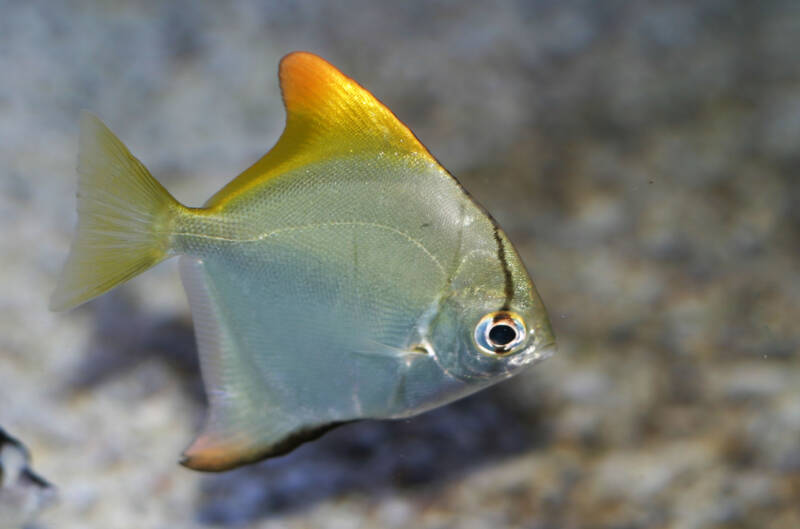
left=51, top=52, right=555, bottom=471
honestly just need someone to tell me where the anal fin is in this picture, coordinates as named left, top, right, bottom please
left=179, top=257, right=289, bottom=471
left=179, top=255, right=378, bottom=471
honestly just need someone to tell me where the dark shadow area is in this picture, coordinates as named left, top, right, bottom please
left=68, top=291, right=547, bottom=525
left=194, top=386, right=545, bottom=525
left=65, top=291, right=206, bottom=404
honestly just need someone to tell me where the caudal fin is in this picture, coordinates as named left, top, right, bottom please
left=50, top=113, right=185, bottom=311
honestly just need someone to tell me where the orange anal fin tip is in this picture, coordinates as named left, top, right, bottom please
left=179, top=421, right=355, bottom=472
left=179, top=435, right=252, bottom=473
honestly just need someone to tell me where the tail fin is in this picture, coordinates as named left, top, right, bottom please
left=50, top=113, right=185, bottom=311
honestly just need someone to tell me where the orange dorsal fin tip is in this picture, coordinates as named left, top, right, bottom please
left=206, top=51, right=436, bottom=206
left=278, top=51, right=427, bottom=153
left=278, top=51, right=349, bottom=116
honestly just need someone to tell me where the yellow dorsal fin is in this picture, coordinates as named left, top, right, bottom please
left=206, top=51, right=435, bottom=206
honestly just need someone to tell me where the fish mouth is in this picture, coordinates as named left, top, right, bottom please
left=507, top=341, right=556, bottom=369
left=536, top=342, right=557, bottom=360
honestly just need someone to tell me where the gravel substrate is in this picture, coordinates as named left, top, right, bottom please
left=1, top=1, right=798, bottom=528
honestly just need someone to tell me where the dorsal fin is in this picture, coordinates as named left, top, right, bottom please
left=206, top=51, right=435, bottom=207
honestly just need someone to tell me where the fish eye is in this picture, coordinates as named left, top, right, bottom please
left=474, top=311, right=526, bottom=356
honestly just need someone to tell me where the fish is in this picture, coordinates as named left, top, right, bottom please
left=0, top=428, right=56, bottom=529
left=51, top=51, right=555, bottom=471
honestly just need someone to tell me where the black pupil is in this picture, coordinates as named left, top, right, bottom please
left=488, top=323, right=517, bottom=348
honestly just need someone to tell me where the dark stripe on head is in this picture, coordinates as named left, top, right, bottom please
left=426, top=157, right=516, bottom=312
left=493, top=228, right=514, bottom=310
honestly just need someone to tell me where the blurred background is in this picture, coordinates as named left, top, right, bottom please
left=1, top=0, right=799, bottom=528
